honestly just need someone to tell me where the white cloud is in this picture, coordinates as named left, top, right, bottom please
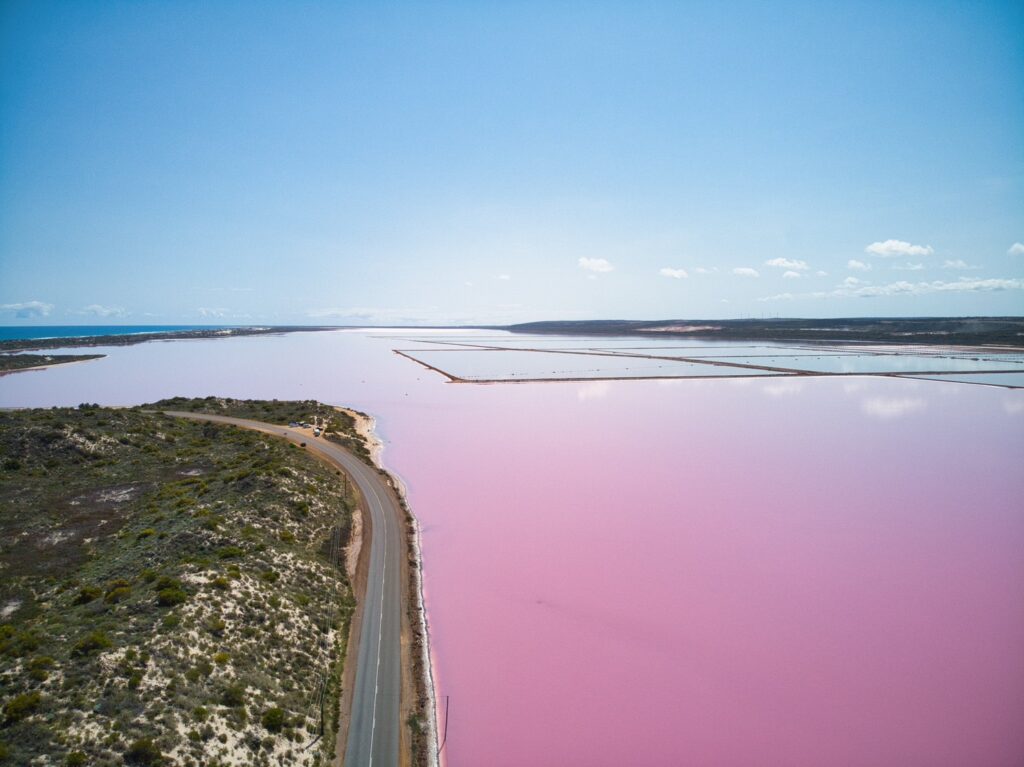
left=694, top=266, right=717, bottom=274
left=1003, top=397, right=1024, bottom=415
left=659, top=267, right=688, bottom=279
left=497, top=274, right=511, bottom=280
left=847, top=259, right=872, bottom=271
left=782, top=271, right=801, bottom=279
left=578, top=257, right=614, bottom=273
left=758, top=276, right=1024, bottom=302
left=0, top=300, right=53, bottom=319
left=197, top=307, right=229, bottom=318
left=861, top=397, right=926, bottom=419
left=815, top=270, right=828, bottom=277
left=732, top=267, right=759, bottom=277
left=764, top=257, right=809, bottom=271
left=865, top=239, right=934, bottom=257
left=1008, top=242, right=1024, bottom=255
left=79, top=304, right=127, bottom=318
left=941, top=259, right=976, bottom=270
left=892, top=262, right=925, bottom=271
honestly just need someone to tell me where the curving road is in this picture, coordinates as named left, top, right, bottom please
left=163, top=412, right=402, bottom=767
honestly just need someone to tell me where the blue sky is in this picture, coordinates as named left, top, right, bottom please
left=1, top=0, right=1022, bottom=325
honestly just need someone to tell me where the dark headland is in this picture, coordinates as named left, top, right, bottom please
left=0, top=326, right=339, bottom=354
left=504, top=317, right=1024, bottom=347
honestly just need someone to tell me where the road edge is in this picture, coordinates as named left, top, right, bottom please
left=349, top=412, right=440, bottom=767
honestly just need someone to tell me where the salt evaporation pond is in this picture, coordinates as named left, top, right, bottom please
left=2, top=330, right=1023, bottom=766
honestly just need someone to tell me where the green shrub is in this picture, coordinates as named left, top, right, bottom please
left=71, top=630, right=112, bottom=656
left=153, top=575, right=181, bottom=591
left=212, top=652, right=230, bottom=665
left=72, top=585, right=101, bottom=606
left=205, top=616, right=226, bottom=636
left=261, top=707, right=286, bottom=733
left=156, top=588, right=187, bottom=607
left=65, top=751, right=87, bottom=766
left=217, top=546, right=244, bottom=559
left=105, top=586, right=131, bottom=604
left=27, top=656, right=55, bottom=681
left=105, top=578, right=131, bottom=594
left=3, top=691, right=42, bottom=722
left=211, top=577, right=229, bottom=590
left=123, top=737, right=162, bottom=766
left=1, top=630, right=39, bottom=658
left=221, top=684, right=244, bottom=707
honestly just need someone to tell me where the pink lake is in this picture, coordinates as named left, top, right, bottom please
left=2, top=330, right=1023, bottom=766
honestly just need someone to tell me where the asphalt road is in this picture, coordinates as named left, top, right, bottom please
left=163, top=411, right=402, bottom=767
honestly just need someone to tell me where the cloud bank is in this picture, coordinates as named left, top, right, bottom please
left=758, top=277, right=1024, bottom=302
left=659, top=267, right=688, bottom=279
left=79, top=304, right=127, bottom=318
left=865, top=239, right=934, bottom=258
left=1, top=300, right=53, bottom=319
left=578, top=257, right=614, bottom=273
left=764, top=257, right=808, bottom=271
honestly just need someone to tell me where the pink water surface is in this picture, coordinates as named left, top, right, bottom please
left=2, top=331, right=1023, bottom=765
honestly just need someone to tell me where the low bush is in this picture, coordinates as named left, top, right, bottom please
left=27, top=655, right=55, bottom=681
left=72, top=586, right=102, bottom=605
left=3, top=691, right=42, bottom=722
left=156, top=588, right=187, bottom=607
left=71, top=630, right=112, bottom=657
left=123, top=737, right=162, bottom=766
left=261, top=706, right=286, bottom=733
left=105, top=586, right=131, bottom=604
left=221, top=684, right=244, bottom=707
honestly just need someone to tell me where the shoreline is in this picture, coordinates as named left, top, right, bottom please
left=0, top=325, right=339, bottom=354
left=0, top=353, right=106, bottom=376
left=337, top=407, right=440, bottom=767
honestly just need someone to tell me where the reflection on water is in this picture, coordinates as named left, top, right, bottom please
left=2, top=330, right=1023, bottom=766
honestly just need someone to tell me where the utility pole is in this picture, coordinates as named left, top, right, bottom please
left=437, top=695, right=450, bottom=757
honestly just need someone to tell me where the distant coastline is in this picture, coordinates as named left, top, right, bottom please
left=0, top=325, right=340, bottom=353
left=0, top=324, right=236, bottom=342
left=505, top=316, right=1024, bottom=347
